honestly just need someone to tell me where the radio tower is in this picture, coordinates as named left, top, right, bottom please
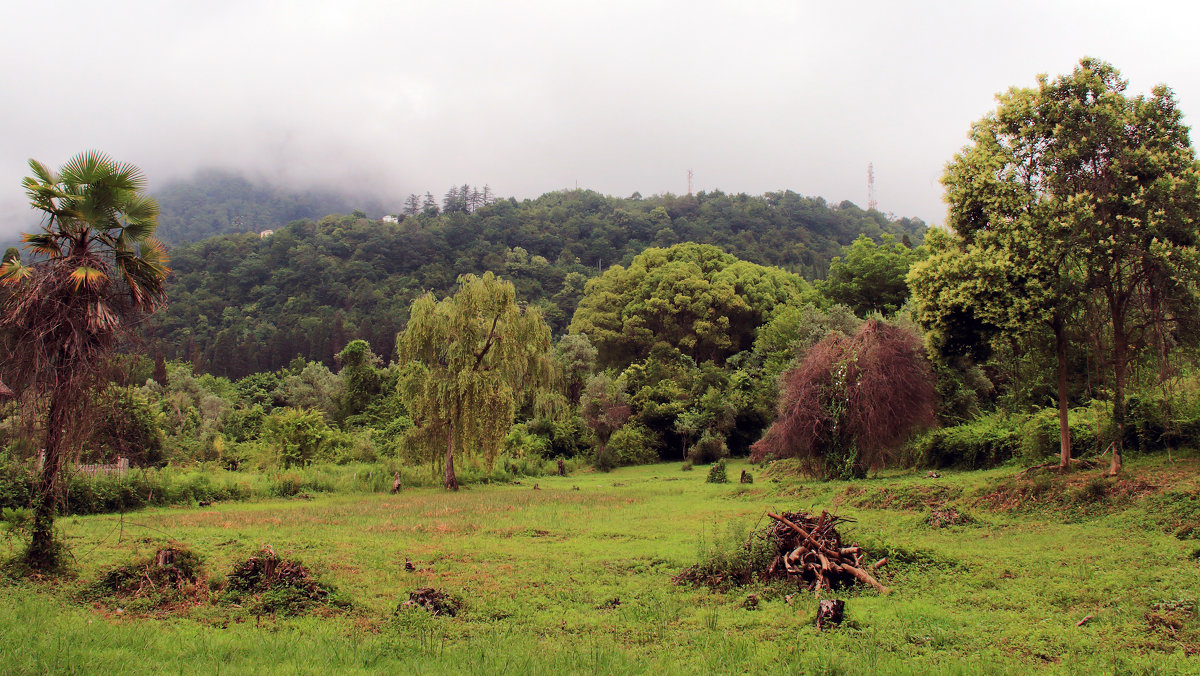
left=867, top=162, right=877, bottom=211
left=687, top=169, right=694, bottom=196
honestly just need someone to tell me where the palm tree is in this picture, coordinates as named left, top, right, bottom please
left=0, top=151, right=169, bottom=569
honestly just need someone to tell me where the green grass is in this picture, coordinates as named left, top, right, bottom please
left=2, top=454, right=1199, bottom=674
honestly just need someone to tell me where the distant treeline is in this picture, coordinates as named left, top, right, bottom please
left=147, top=189, right=924, bottom=378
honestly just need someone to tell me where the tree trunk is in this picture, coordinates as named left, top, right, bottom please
left=444, top=425, right=459, bottom=491
left=1054, top=316, right=1072, bottom=471
left=29, top=390, right=70, bottom=569
left=1110, top=326, right=1127, bottom=476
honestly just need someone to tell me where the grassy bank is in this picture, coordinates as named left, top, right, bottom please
left=2, top=455, right=1198, bottom=674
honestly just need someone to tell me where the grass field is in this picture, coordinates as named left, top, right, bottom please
left=2, top=454, right=1198, bottom=675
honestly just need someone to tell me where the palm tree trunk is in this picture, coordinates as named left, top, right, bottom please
left=29, top=389, right=70, bottom=568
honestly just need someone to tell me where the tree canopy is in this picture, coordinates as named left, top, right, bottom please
left=569, top=243, right=816, bottom=367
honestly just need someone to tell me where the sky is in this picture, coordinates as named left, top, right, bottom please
left=2, top=0, right=1198, bottom=237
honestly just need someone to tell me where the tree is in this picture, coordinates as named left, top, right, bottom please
left=912, top=58, right=1200, bottom=474
left=570, top=243, right=814, bottom=367
left=0, top=151, right=169, bottom=569
left=819, top=234, right=924, bottom=316
left=334, top=339, right=382, bottom=423
left=579, top=373, right=630, bottom=470
left=396, top=272, right=551, bottom=489
left=751, top=320, right=935, bottom=479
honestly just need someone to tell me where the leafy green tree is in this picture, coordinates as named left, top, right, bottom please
left=263, top=407, right=332, bottom=467
left=554, top=333, right=597, bottom=404
left=88, top=385, right=165, bottom=466
left=819, top=234, right=924, bottom=316
left=334, top=339, right=382, bottom=423
left=396, top=272, right=551, bottom=489
left=570, top=243, right=814, bottom=367
left=912, top=58, right=1200, bottom=474
left=0, top=151, right=169, bottom=569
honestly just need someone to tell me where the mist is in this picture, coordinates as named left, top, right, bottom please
left=3, top=1, right=1198, bottom=239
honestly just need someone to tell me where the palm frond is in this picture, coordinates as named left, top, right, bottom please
left=59, top=150, right=114, bottom=187
left=69, top=265, right=108, bottom=291
left=21, top=232, right=64, bottom=258
left=0, top=259, right=33, bottom=285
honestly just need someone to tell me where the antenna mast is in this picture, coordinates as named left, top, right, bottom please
left=687, top=169, right=694, bottom=196
left=867, top=162, right=877, bottom=211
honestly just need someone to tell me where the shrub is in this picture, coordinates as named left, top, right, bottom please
left=608, top=424, right=658, bottom=466
left=751, top=320, right=935, bottom=479
left=706, top=459, right=729, bottom=484
left=688, top=431, right=729, bottom=465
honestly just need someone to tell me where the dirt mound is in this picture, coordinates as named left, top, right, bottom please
left=224, top=545, right=345, bottom=615
left=85, top=544, right=207, bottom=612
left=399, top=587, right=462, bottom=617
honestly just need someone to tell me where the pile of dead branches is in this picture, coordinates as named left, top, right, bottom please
left=674, top=510, right=890, bottom=594
left=761, top=511, right=889, bottom=594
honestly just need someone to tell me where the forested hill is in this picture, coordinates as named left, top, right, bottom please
left=152, top=170, right=386, bottom=245
left=148, top=188, right=926, bottom=378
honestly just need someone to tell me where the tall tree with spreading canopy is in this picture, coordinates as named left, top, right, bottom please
left=396, top=272, right=551, bottom=489
left=912, top=58, right=1200, bottom=474
left=0, top=151, right=169, bottom=569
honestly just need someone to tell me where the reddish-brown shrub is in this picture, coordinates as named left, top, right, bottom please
left=751, top=320, right=935, bottom=478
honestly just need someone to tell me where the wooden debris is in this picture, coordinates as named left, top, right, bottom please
left=764, top=511, right=890, bottom=594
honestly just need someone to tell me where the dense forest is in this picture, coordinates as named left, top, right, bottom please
left=152, top=170, right=387, bottom=245
left=148, top=188, right=925, bottom=377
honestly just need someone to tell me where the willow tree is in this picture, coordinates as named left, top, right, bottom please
left=396, top=272, right=551, bottom=489
left=0, top=151, right=169, bottom=569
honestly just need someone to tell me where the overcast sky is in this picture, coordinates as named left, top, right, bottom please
left=2, top=0, right=1198, bottom=237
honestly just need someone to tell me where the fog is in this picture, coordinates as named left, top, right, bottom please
left=2, top=1, right=1198, bottom=237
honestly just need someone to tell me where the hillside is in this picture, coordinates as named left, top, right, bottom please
left=147, top=189, right=925, bottom=377
left=152, top=170, right=388, bottom=245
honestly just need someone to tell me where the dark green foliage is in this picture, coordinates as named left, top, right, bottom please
left=148, top=190, right=924, bottom=377
left=607, top=424, right=657, bottom=467
left=819, top=234, right=925, bottom=316
left=706, top=459, right=728, bottom=484
left=911, top=413, right=1022, bottom=469
left=688, top=431, right=729, bottom=465
left=86, top=386, right=165, bottom=466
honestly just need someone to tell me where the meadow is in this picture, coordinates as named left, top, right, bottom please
left=1, top=454, right=1198, bottom=675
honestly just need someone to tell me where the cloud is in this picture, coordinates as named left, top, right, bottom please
left=2, top=0, right=1197, bottom=239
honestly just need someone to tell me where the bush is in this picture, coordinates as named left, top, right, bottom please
left=911, top=412, right=1022, bottom=469
left=688, top=431, right=730, bottom=465
left=608, top=424, right=658, bottom=466
left=706, top=459, right=728, bottom=484
left=912, top=405, right=1113, bottom=470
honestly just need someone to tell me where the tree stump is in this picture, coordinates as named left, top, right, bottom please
left=557, top=458, right=566, bottom=476
left=391, top=471, right=402, bottom=494
left=155, top=548, right=176, bottom=567
left=815, top=599, right=845, bottom=630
